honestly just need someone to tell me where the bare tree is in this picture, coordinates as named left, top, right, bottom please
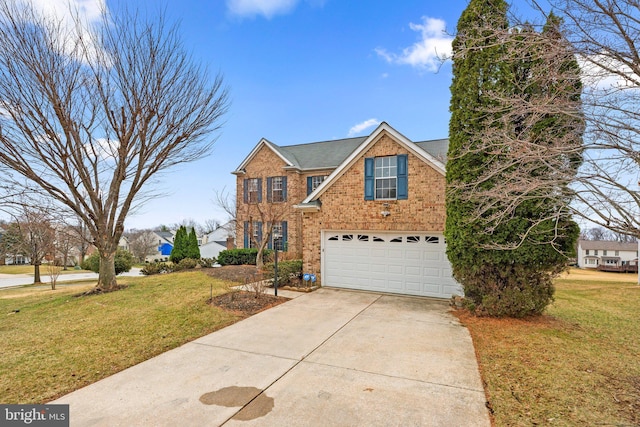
left=587, top=227, right=612, bottom=241
left=239, top=199, right=288, bottom=271
left=585, top=226, right=637, bottom=243
left=15, top=205, right=56, bottom=284
left=53, top=222, right=77, bottom=270
left=0, top=3, right=228, bottom=290
left=125, top=229, right=157, bottom=262
left=70, top=216, right=92, bottom=265
left=556, top=0, right=640, bottom=239
left=215, top=187, right=285, bottom=270
left=448, top=0, right=640, bottom=246
left=201, top=218, right=222, bottom=235
left=447, top=11, right=584, bottom=251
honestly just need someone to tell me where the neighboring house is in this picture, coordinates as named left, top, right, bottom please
left=233, top=122, right=462, bottom=299
left=118, top=236, right=130, bottom=252
left=200, top=222, right=235, bottom=259
left=577, top=239, right=638, bottom=271
left=146, top=230, right=175, bottom=262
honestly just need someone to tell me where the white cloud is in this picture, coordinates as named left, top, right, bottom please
left=27, top=0, right=104, bottom=25
left=18, top=0, right=106, bottom=62
left=376, top=16, right=453, bottom=72
left=226, top=0, right=299, bottom=19
left=578, top=54, right=640, bottom=90
left=348, top=119, right=380, bottom=137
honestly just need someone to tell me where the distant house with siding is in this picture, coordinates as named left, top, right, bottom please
left=577, top=239, right=638, bottom=270
left=145, top=230, right=175, bottom=262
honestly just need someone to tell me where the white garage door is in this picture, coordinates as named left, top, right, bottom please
left=322, top=231, right=461, bottom=299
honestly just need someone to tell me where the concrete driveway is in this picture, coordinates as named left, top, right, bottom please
left=52, top=288, right=490, bottom=426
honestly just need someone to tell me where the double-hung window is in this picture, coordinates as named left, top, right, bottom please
left=243, top=178, right=262, bottom=203
left=267, top=176, right=287, bottom=202
left=307, top=175, right=328, bottom=195
left=364, top=155, right=408, bottom=200
left=243, top=221, right=262, bottom=248
left=268, top=221, right=288, bottom=251
left=375, top=156, right=397, bottom=199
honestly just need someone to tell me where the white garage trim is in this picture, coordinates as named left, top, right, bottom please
left=321, top=230, right=462, bottom=299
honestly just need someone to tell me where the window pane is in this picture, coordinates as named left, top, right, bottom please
left=374, top=156, right=397, bottom=200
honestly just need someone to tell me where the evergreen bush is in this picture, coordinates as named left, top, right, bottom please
left=81, top=249, right=134, bottom=275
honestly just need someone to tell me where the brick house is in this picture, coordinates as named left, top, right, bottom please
left=233, top=122, right=462, bottom=299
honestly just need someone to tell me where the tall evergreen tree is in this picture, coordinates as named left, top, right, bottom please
left=187, top=227, right=201, bottom=260
left=169, top=226, right=187, bottom=263
left=446, top=1, right=582, bottom=317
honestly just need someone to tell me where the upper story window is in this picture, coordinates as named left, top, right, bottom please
left=307, top=175, right=328, bottom=195
left=585, top=249, right=590, bottom=255
left=267, top=176, right=287, bottom=202
left=243, top=178, right=262, bottom=203
left=364, top=154, right=408, bottom=201
left=375, top=156, right=397, bottom=199
left=594, top=250, right=598, bottom=255
left=603, top=250, right=608, bottom=256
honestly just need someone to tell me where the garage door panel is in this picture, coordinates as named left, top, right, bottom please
left=355, top=263, right=371, bottom=272
left=370, top=264, right=386, bottom=274
left=422, top=267, right=441, bottom=278
left=405, top=250, right=421, bottom=260
left=422, top=252, right=441, bottom=261
left=387, top=249, right=403, bottom=259
left=405, top=265, right=421, bottom=276
left=406, top=280, right=422, bottom=292
left=370, top=278, right=387, bottom=289
left=388, top=264, right=403, bottom=274
left=323, top=231, right=461, bottom=299
left=387, top=279, right=403, bottom=290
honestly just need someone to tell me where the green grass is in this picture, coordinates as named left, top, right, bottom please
left=458, top=269, right=640, bottom=426
left=0, top=271, right=240, bottom=404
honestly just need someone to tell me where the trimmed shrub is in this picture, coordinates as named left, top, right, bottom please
left=140, top=262, right=171, bottom=275
left=173, top=258, right=198, bottom=271
left=217, top=248, right=272, bottom=266
left=460, top=264, right=555, bottom=318
left=263, top=259, right=302, bottom=287
left=198, top=257, right=216, bottom=268
left=81, top=249, right=134, bottom=275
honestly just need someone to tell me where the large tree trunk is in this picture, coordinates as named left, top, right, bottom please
left=97, top=250, right=118, bottom=291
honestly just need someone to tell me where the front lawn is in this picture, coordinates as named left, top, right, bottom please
left=458, top=268, right=639, bottom=426
left=0, top=271, right=243, bottom=404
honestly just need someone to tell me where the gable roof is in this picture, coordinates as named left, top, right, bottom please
left=578, top=239, right=638, bottom=251
left=299, top=122, right=447, bottom=205
left=232, top=125, right=448, bottom=174
left=154, top=231, right=174, bottom=244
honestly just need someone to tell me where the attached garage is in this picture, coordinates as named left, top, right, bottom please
left=322, top=231, right=462, bottom=299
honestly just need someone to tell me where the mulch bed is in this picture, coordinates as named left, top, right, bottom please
left=208, top=291, right=288, bottom=316
left=203, top=265, right=289, bottom=315
left=201, top=265, right=262, bottom=283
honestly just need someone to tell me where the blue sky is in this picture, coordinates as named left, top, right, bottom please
left=35, top=0, right=544, bottom=230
